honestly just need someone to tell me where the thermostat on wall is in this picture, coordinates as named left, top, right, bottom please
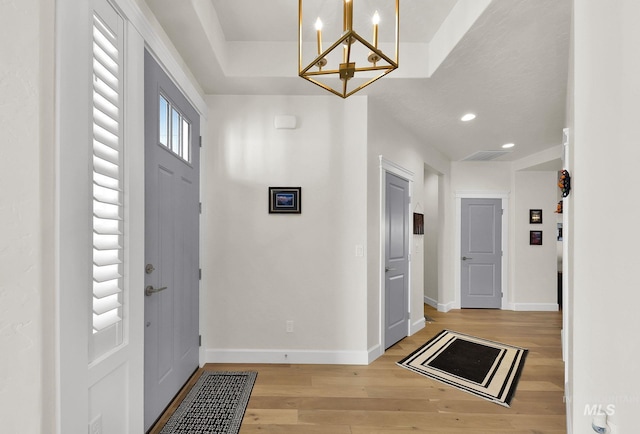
left=274, top=115, right=297, bottom=129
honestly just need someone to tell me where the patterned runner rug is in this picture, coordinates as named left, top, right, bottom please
left=398, top=330, right=527, bottom=407
left=160, top=371, right=257, bottom=434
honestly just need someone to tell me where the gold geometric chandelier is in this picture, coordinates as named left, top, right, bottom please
left=298, top=0, right=399, bottom=98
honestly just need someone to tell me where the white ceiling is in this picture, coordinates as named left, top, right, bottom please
left=144, top=0, right=571, bottom=162
left=210, top=0, right=458, bottom=43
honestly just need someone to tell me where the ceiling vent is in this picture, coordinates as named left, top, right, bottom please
left=461, top=150, right=511, bottom=161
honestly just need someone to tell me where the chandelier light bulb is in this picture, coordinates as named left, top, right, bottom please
left=372, top=11, right=380, bottom=25
left=314, top=17, right=325, bottom=60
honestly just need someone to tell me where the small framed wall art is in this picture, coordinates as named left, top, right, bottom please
left=413, top=213, right=424, bottom=235
left=529, top=209, right=542, bottom=224
left=268, top=187, right=301, bottom=214
left=530, top=230, right=543, bottom=245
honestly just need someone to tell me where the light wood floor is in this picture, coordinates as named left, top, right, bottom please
left=150, top=305, right=566, bottom=433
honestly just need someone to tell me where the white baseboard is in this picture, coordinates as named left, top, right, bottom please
left=206, top=348, right=369, bottom=365
left=423, top=295, right=437, bottom=308
left=502, top=300, right=515, bottom=310
left=513, top=302, right=559, bottom=311
left=368, top=344, right=383, bottom=364
left=410, top=317, right=426, bottom=335
left=431, top=301, right=556, bottom=311
left=438, top=301, right=456, bottom=312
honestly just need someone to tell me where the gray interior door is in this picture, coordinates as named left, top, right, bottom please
left=385, top=173, right=410, bottom=349
left=460, top=198, right=502, bottom=308
left=144, top=50, right=200, bottom=431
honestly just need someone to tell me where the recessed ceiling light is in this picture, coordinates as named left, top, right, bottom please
left=461, top=113, right=476, bottom=122
left=502, top=143, right=515, bottom=149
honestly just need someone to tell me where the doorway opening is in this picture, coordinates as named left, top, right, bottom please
left=422, top=164, right=443, bottom=310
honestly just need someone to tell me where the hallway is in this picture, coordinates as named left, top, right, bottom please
left=151, top=306, right=565, bottom=433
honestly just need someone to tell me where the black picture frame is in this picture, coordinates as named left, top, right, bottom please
left=268, top=187, right=301, bottom=214
left=529, top=209, right=543, bottom=224
left=413, top=213, right=424, bottom=235
left=530, top=230, right=543, bottom=245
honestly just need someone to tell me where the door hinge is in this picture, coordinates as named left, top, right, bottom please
left=199, top=335, right=202, bottom=347
left=199, top=202, right=202, bottom=214
left=199, top=268, right=202, bottom=280
left=501, top=209, right=504, bottom=215
left=199, top=136, right=202, bottom=148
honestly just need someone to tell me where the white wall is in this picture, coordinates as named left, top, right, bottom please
left=570, top=2, right=640, bottom=432
left=0, top=1, right=53, bottom=432
left=451, top=161, right=512, bottom=192
left=512, top=171, right=558, bottom=309
left=204, top=95, right=369, bottom=363
left=423, top=167, right=441, bottom=306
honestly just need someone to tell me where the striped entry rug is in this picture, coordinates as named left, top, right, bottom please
left=160, top=371, right=257, bottom=434
left=398, top=330, right=527, bottom=407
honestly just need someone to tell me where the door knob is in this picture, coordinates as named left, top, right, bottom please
left=461, top=256, right=473, bottom=261
left=145, top=285, right=168, bottom=296
left=385, top=266, right=397, bottom=272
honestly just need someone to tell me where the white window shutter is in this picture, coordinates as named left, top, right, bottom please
left=91, top=5, right=124, bottom=356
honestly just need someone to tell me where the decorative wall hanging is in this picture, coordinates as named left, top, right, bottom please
left=530, top=230, right=543, bottom=246
left=555, top=200, right=563, bottom=214
left=413, top=213, right=424, bottom=235
left=529, top=209, right=542, bottom=224
left=558, top=169, right=571, bottom=197
left=268, top=187, right=302, bottom=214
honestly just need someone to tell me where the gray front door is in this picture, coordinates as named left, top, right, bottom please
left=144, top=50, right=200, bottom=430
left=460, top=198, right=502, bottom=308
left=385, top=173, right=410, bottom=348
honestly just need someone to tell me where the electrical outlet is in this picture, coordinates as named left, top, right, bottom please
left=286, top=320, right=294, bottom=333
left=89, top=415, right=102, bottom=434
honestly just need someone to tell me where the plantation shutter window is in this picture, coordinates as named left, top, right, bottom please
left=91, top=4, right=125, bottom=359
